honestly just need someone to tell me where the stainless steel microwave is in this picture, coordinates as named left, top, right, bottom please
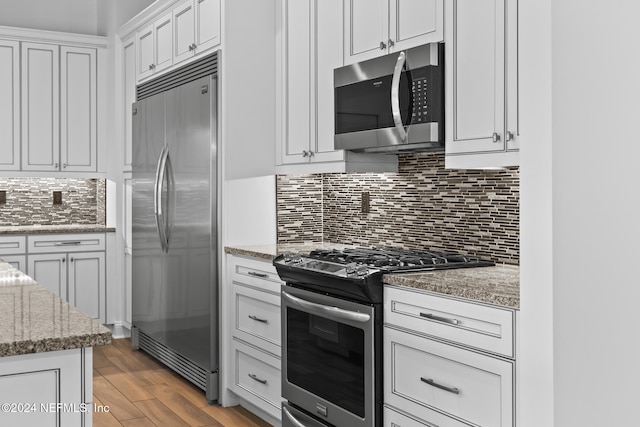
left=334, top=43, right=444, bottom=153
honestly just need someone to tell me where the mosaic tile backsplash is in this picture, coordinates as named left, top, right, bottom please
left=277, top=153, right=519, bottom=265
left=0, top=178, right=106, bottom=226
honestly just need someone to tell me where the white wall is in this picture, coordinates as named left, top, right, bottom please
left=0, top=0, right=99, bottom=34
left=522, top=0, right=640, bottom=425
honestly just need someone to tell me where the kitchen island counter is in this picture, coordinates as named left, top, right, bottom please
left=225, top=244, right=519, bottom=309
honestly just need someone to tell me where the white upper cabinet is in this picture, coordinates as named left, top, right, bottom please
left=445, top=0, right=519, bottom=168
left=173, top=0, right=221, bottom=65
left=276, top=0, right=397, bottom=173
left=137, top=12, right=173, bottom=81
left=0, top=40, right=20, bottom=171
left=60, top=46, right=97, bottom=172
left=21, top=42, right=60, bottom=172
left=343, top=0, right=443, bottom=65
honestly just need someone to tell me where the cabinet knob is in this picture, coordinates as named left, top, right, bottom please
left=302, top=150, right=309, bottom=158
left=308, top=150, right=314, bottom=158
left=506, top=131, right=514, bottom=142
left=70, top=258, right=74, bottom=262
left=149, top=64, right=155, bottom=70
left=388, top=39, right=395, bottom=48
left=62, top=258, right=66, bottom=263
left=191, top=43, right=197, bottom=50
left=54, top=163, right=59, bottom=169
left=62, top=163, right=67, bottom=169
left=379, top=41, right=387, bottom=50
left=492, top=132, right=501, bottom=143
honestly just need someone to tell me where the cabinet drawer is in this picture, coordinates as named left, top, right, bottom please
left=0, top=236, right=26, bottom=255
left=385, top=406, right=469, bottom=427
left=233, top=283, right=281, bottom=356
left=385, top=327, right=513, bottom=427
left=27, top=233, right=105, bottom=253
left=384, top=286, right=514, bottom=357
left=229, top=254, right=283, bottom=294
left=231, top=338, right=282, bottom=419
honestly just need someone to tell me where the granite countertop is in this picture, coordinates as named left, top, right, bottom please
left=383, top=265, right=520, bottom=309
left=225, top=243, right=520, bottom=309
left=0, top=261, right=111, bottom=357
left=0, top=224, right=116, bottom=235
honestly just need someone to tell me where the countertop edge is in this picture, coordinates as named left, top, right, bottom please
left=0, top=332, right=112, bottom=358
left=0, top=226, right=116, bottom=235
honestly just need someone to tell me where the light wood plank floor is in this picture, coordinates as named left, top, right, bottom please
left=94, top=338, right=272, bottom=427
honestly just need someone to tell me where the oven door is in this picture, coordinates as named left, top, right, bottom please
left=281, top=285, right=376, bottom=427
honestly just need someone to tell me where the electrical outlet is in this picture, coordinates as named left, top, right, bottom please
left=361, top=191, right=370, bottom=213
left=0, top=190, right=6, bottom=205
left=53, top=191, right=63, bottom=205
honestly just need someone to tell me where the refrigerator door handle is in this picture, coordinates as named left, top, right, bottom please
left=162, top=152, right=174, bottom=251
left=154, top=146, right=168, bottom=253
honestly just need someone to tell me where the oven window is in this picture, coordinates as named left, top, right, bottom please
left=286, top=307, right=365, bottom=417
left=335, top=72, right=412, bottom=135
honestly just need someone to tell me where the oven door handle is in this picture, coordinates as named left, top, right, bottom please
left=282, top=405, right=309, bottom=427
left=282, top=291, right=371, bottom=323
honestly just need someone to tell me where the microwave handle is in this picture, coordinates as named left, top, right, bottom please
left=391, top=51, right=408, bottom=141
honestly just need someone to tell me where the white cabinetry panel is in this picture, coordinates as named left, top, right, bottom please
left=60, top=46, right=97, bottom=172
left=21, top=42, right=60, bottom=171
left=0, top=40, right=20, bottom=170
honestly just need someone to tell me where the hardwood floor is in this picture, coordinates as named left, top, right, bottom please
left=93, top=339, right=272, bottom=427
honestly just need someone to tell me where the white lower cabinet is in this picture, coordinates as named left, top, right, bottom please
left=0, top=348, right=92, bottom=427
left=384, top=285, right=516, bottom=427
left=0, top=235, right=27, bottom=271
left=226, top=253, right=284, bottom=421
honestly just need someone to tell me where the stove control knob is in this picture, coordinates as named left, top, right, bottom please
left=292, top=254, right=304, bottom=265
left=282, top=252, right=293, bottom=263
left=345, top=263, right=358, bottom=275
left=356, top=265, right=369, bottom=276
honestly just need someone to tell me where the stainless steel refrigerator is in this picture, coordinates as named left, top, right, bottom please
left=131, top=53, right=219, bottom=402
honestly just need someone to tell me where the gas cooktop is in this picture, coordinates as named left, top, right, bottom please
left=273, top=247, right=494, bottom=303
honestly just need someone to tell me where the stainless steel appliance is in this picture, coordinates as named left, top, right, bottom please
left=334, top=43, right=444, bottom=153
left=275, top=248, right=493, bottom=427
left=131, top=52, right=219, bottom=402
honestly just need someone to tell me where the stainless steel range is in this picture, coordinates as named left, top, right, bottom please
left=274, top=247, right=493, bottom=427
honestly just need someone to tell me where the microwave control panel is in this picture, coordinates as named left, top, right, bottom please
left=408, top=65, right=442, bottom=125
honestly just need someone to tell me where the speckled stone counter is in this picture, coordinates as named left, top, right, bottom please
left=384, top=265, right=520, bottom=309
left=225, top=244, right=520, bottom=309
left=0, top=261, right=111, bottom=357
left=0, top=224, right=116, bottom=235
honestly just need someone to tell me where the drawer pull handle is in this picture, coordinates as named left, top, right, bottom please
left=54, top=241, right=82, bottom=246
left=248, top=373, right=267, bottom=384
left=421, top=377, right=460, bottom=395
left=247, top=271, right=268, bottom=278
left=420, top=312, right=460, bottom=325
left=248, top=315, right=268, bottom=323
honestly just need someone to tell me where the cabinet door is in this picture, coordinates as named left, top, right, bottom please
left=154, top=12, right=174, bottom=73
left=445, top=0, right=506, bottom=155
left=21, top=42, right=60, bottom=171
left=137, top=23, right=155, bottom=80
left=343, top=0, right=388, bottom=65
left=195, top=0, right=221, bottom=53
left=280, top=0, right=313, bottom=165
left=389, top=0, right=443, bottom=51
left=312, top=0, right=346, bottom=162
left=0, top=40, right=20, bottom=171
left=29, top=254, right=67, bottom=300
left=0, top=255, right=26, bottom=272
left=68, top=252, right=105, bottom=322
left=173, top=0, right=196, bottom=64
left=123, top=36, right=136, bottom=170
left=60, top=46, right=97, bottom=172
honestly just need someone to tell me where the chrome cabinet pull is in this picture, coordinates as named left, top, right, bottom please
left=492, top=132, right=501, bottom=143
left=391, top=51, right=408, bottom=141
left=380, top=41, right=387, bottom=50
left=54, top=241, right=82, bottom=246
left=419, top=312, right=460, bottom=325
left=247, top=271, right=268, bottom=278
left=506, top=131, right=514, bottom=142
left=248, top=315, right=268, bottom=323
left=421, top=377, right=460, bottom=395
left=248, top=373, right=267, bottom=384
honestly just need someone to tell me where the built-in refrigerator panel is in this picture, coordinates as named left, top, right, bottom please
left=131, top=52, right=219, bottom=402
